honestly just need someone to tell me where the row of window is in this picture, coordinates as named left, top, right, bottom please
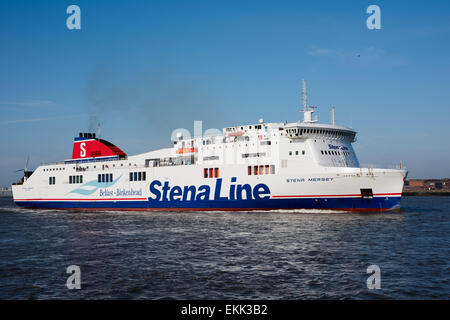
left=44, top=168, right=65, bottom=172
left=248, top=165, right=275, bottom=175
left=289, top=150, right=306, bottom=156
left=204, top=168, right=219, bottom=178
left=203, top=155, right=219, bottom=161
left=98, top=173, right=114, bottom=183
left=286, top=128, right=351, bottom=138
left=321, top=150, right=351, bottom=156
left=44, top=162, right=140, bottom=173
left=226, top=124, right=264, bottom=131
left=69, top=175, right=83, bottom=184
left=48, top=177, right=56, bottom=185
left=242, top=152, right=266, bottom=158
left=130, top=171, right=146, bottom=182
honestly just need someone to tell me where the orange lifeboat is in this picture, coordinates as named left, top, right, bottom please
left=176, top=148, right=198, bottom=154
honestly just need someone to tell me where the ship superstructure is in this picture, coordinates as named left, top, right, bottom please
left=12, top=82, right=407, bottom=211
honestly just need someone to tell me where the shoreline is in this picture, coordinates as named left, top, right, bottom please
left=403, top=191, right=450, bottom=196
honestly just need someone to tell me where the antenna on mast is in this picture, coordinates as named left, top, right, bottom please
left=300, top=79, right=318, bottom=123
left=302, top=79, right=307, bottom=113
left=331, top=106, right=335, bottom=125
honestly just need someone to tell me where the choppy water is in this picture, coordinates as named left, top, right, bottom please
left=0, top=197, right=448, bottom=299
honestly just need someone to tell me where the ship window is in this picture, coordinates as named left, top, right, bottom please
left=101, top=174, right=105, bottom=183
left=289, top=151, right=292, bottom=156
left=138, top=172, right=142, bottom=181
left=75, top=176, right=79, bottom=184
left=204, top=168, right=208, bottom=178
left=80, top=176, right=83, bottom=184
left=270, top=165, right=275, bottom=174
left=295, top=151, right=299, bottom=155
left=109, top=174, right=113, bottom=182
left=302, top=150, right=305, bottom=155
left=259, top=165, right=264, bottom=175
left=254, top=165, right=258, bottom=175
left=214, top=168, right=219, bottom=178
left=142, top=172, right=146, bottom=181
left=129, top=172, right=133, bottom=181
left=69, top=176, right=73, bottom=184
left=321, top=150, right=324, bottom=155
left=265, top=165, right=270, bottom=175
left=209, top=168, right=214, bottom=178
left=133, top=172, right=138, bottom=181
left=248, top=166, right=252, bottom=175
left=99, top=174, right=102, bottom=182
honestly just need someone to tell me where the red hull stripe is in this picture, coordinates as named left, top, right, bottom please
left=272, top=192, right=401, bottom=198
left=14, top=193, right=402, bottom=202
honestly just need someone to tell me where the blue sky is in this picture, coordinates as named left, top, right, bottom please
left=1, top=0, right=449, bottom=186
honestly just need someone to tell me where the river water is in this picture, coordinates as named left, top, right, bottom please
left=0, top=197, right=448, bottom=299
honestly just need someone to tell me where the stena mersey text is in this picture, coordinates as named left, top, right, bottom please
left=149, top=177, right=271, bottom=202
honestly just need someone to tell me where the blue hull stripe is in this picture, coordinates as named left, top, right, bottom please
left=15, top=196, right=402, bottom=211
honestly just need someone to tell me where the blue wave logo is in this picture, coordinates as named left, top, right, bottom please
left=69, top=175, right=122, bottom=196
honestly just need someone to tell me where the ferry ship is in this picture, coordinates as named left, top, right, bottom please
left=12, top=81, right=407, bottom=212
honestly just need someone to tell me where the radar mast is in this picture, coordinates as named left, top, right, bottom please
left=301, top=79, right=318, bottom=123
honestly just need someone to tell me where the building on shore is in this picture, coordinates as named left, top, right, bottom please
left=404, top=179, right=449, bottom=191
left=0, top=187, right=13, bottom=197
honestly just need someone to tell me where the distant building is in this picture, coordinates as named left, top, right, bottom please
left=0, top=187, right=12, bottom=197
left=409, top=180, right=425, bottom=188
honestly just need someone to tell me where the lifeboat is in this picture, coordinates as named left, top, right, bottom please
left=176, top=148, right=198, bottom=154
